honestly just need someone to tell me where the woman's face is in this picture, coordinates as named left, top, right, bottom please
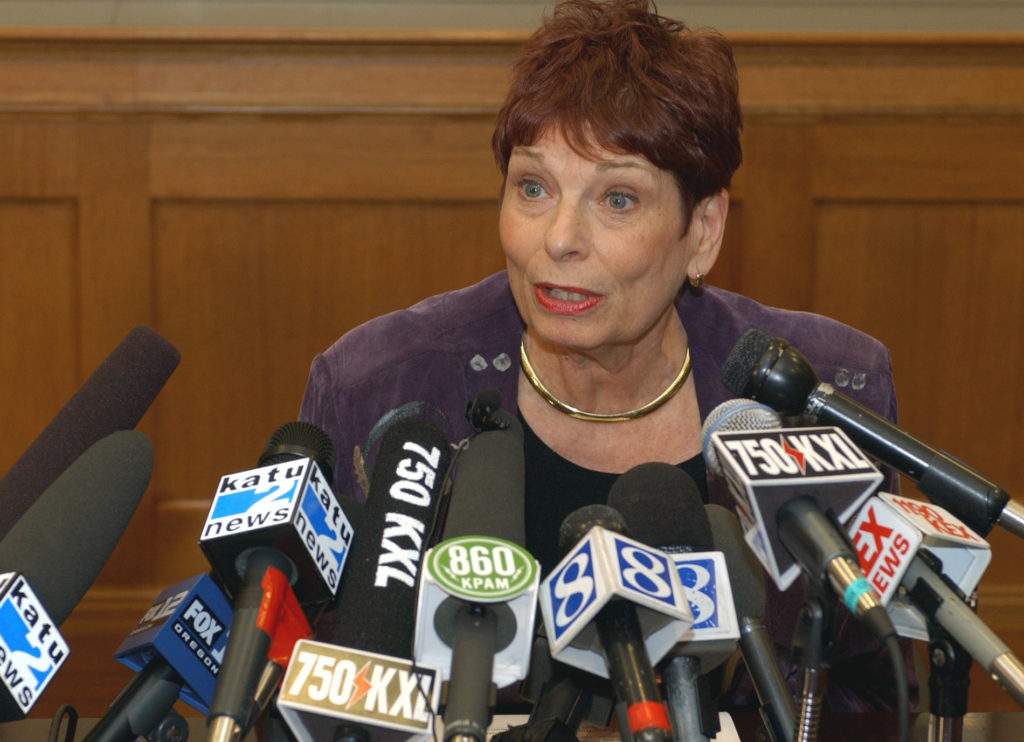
left=500, top=128, right=718, bottom=358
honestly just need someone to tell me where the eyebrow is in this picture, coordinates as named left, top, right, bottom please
left=511, top=147, right=651, bottom=173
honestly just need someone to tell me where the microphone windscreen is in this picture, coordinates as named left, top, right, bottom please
left=0, top=325, right=178, bottom=540
left=705, top=504, right=766, bottom=620
left=720, top=328, right=772, bottom=396
left=258, top=421, right=336, bottom=482
left=331, top=414, right=451, bottom=658
left=557, top=503, right=628, bottom=556
left=607, top=462, right=712, bottom=553
left=442, top=409, right=526, bottom=545
left=0, top=430, right=153, bottom=624
left=701, top=399, right=782, bottom=476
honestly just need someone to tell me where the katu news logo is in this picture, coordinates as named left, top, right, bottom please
left=0, top=573, right=69, bottom=716
left=200, top=458, right=353, bottom=603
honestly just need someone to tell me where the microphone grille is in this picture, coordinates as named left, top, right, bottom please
left=259, top=421, right=336, bottom=483
left=701, top=399, right=781, bottom=476
left=720, top=328, right=772, bottom=395
left=558, top=503, right=627, bottom=556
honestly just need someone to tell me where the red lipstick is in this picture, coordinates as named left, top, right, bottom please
left=534, top=283, right=602, bottom=314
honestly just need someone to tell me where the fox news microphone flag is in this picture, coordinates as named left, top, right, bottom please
left=199, top=422, right=353, bottom=742
left=84, top=574, right=233, bottom=742
left=0, top=430, right=153, bottom=720
left=720, top=327, right=1024, bottom=541
left=0, top=325, right=178, bottom=540
left=278, top=410, right=452, bottom=742
left=847, top=493, right=1024, bottom=707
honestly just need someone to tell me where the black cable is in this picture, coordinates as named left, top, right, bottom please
left=885, top=635, right=910, bottom=742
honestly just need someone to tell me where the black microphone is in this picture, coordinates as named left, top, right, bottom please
left=276, top=411, right=453, bottom=742
left=609, top=463, right=721, bottom=742
left=553, top=504, right=674, bottom=742
left=0, top=325, right=178, bottom=540
left=332, top=413, right=452, bottom=656
left=0, top=430, right=153, bottom=720
left=414, top=391, right=539, bottom=742
left=200, top=422, right=353, bottom=742
left=706, top=505, right=795, bottom=742
left=720, top=327, right=1024, bottom=540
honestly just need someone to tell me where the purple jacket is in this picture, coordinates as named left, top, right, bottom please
left=299, top=271, right=913, bottom=712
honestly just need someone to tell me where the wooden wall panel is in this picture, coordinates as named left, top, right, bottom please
left=0, top=199, right=78, bottom=475
left=1, top=29, right=1023, bottom=717
left=148, top=198, right=507, bottom=585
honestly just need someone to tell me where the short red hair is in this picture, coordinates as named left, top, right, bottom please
left=492, top=0, right=742, bottom=218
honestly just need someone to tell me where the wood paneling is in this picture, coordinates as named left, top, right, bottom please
left=1, top=28, right=1023, bottom=717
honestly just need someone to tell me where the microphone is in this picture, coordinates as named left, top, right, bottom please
left=200, top=422, right=353, bottom=742
left=414, top=392, right=540, bottom=742
left=609, top=464, right=736, bottom=742
left=83, top=574, right=234, bottom=742
left=541, top=500, right=690, bottom=742
left=0, top=430, right=154, bottom=720
left=706, top=504, right=795, bottom=742
left=277, top=411, right=453, bottom=742
left=0, top=325, right=178, bottom=540
left=702, top=400, right=883, bottom=595
left=720, top=327, right=1024, bottom=540
left=847, top=493, right=1024, bottom=707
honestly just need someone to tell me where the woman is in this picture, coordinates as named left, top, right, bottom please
left=300, top=0, right=912, bottom=715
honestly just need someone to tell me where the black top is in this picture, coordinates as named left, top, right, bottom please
left=521, top=412, right=708, bottom=576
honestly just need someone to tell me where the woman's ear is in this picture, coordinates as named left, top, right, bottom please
left=687, top=189, right=729, bottom=281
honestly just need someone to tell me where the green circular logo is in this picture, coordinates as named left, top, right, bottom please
left=427, top=536, right=538, bottom=602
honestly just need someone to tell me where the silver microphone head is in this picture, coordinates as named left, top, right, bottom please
left=701, top=399, right=781, bottom=475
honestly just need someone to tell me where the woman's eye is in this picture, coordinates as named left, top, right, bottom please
left=606, top=191, right=635, bottom=210
left=520, top=180, right=545, bottom=199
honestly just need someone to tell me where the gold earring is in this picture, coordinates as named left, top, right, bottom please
left=688, top=273, right=705, bottom=290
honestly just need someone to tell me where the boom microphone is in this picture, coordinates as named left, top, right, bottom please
left=0, top=325, right=178, bottom=540
left=720, top=327, right=1024, bottom=540
left=0, top=430, right=154, bottom=720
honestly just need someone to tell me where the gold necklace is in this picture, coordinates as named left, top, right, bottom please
left=519, top=338, right=691, bottom=423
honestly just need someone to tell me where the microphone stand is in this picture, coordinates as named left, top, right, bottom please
left=924, top=622, right=971, bottom=742
left=791, top=579, right=836, bottom=742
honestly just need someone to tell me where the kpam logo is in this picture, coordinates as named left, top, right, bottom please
left=202, top=462, right=301, bottom=539
left=0, top=575, right=69, bottom=713
left=280, top=641, right=439, bottom=732
left=716, top=428, right=874, bottom=481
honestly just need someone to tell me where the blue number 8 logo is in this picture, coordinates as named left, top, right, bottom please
left=552, top=551, right=595, bottom=630
left=619, top=545, right=672, bottom=599
left=677, top=561, right=717, bottom=626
